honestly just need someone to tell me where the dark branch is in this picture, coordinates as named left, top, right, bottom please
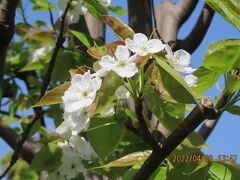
left=0, top=0, right=19, bottom=106
left=128, top=0, right=152, bottom=36
left=0, top=3, right=71, bottom=178
left=198, top=93, right=229, bottom=140
left=0, top=121, right=40, bottom=163
left=133, top=98, right=219, bottom=179
left=135, top=101, right=160, bottom=151
left=176, top=3, right=215, bottom=53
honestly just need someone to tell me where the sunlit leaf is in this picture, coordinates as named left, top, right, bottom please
left=226, top=105, right=240, bottom=115
left=33, top=82, right=70, bottom=107
left=70, top=30, right=94, bottom=48
left=150, top=55, right=197, bottom=104
left=208, top=162, right=240, bottom=179
left=108, top=6, right=127, bottom=15
left=225, top=74, right=240, bottom=94
left=206, top=0, right=240, bottom=31
left=203, top=39, right=240, bottom=74
left=104, top=150, right=151, bottom=167
left=85, top=0, right=107, bottom=20
left=193, top=66, right=220, bottom=94
left=102, top=15, right=135, bottom=40
left=87, top=41, right=125, bottom=60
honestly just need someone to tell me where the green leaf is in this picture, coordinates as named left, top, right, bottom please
left=208, top=162, right=240, bottom=180
left=30, top=0, right=56, bottom=11
left=203, top=40, right=240, bottom=74
left=19, top=61, right=46, bottom=72
left=193, top=66, right=220, bottom=94
left=102, top=15, right=135, bottom=40
left=108, top=6, right=127, bottom=15
left=103, top=150, right=151, bottom=168
left=33, top=82, right=70, bottom=107
left=95, top=71, right=124, bottom=114
left=31, top=143, right=62, bottom=171
left=182, top=132, right=210, bottom=149
left=123, top=162, right=167, bottom=180
left=153, top=55, right=197, bottom=104
left=70, top=30, right=94, bottom=48
left=226, top=74, right=240, bottom=93
left=84, top=0, right=107, bottom=20
left=206, top=0, right=240, bottom=31
left=146, top=92, right=180, bottom=133
left=87, top=116, right=125, bottom=159
left=226, top=105, right=240, bottom=115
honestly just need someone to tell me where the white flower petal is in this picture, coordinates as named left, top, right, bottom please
left=99, top=55, right=116, bottom=70
left=114, top=63, right=138, bottom=78
left=148, top=39, right=165, bottom=53
left=125, top=38, right=139, bottom=53
left=115, top=45, right=130, bottom=60
left=133, top=33, right=148, bottom=43
left=174, top=50, right=191, bottom=66
left=184, top=74, right=198, bottom=88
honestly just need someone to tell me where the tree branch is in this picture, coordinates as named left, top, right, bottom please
left=128, top=0, right=152, bottom=36
left=133, top=98, right=219, bottom=179
left=0, top=3, right=71, bottom=178
left=135, top=101, right=160, bottom=151
left=198, top=93, right=229, bottom=140
left=176, top=3, right=215, bottom=53
left=156, top=0, right=198, bottom=42
left=0, top=0, right=19, bottom=106
left=0, top=121, right=40, bottom=163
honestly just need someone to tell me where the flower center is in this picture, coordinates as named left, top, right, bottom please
left=71, top=164, right=76, bottom=169
left=82, top=91, right=89, bottom=97
left=118, top=60, right=127, bottom=67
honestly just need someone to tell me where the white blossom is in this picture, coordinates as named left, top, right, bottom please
left=98, top=0, right=111, bottom=7
left=56, top=120, right=75, bottom=139
left=99, top=45, right=138, bottom=78
left=184, top=74, right=198, bottom=88
left=115, top=86, right=130, bottom=100
left=125, top=33, right=165, bottom=56
left=62, top=71, right=102, bottom=114
left=99, top=104, right=115, bottom=118
left=30, top=45, right=53, bottom=62
left=92, top=61, right=109, bottom=77
left=59, top=154, right=85, bottom=179
left=69, top=136, right=97, bottom=160
left=43, top=170, right=65, bottom=180
left=165, top=44, right=196, bottom=73
left=58, top=0, right=83, bottom=24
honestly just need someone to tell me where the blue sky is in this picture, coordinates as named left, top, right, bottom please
left=1, top=0, right=240, bottom=172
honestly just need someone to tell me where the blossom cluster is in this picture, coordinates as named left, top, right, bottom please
left=50, top=32, right=197, bottom=179
left=58, top=0, right=111, bottom=24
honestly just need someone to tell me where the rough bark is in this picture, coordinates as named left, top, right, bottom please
left=0, top=0, right=19, bottom=106
left=128, top=0, right=153, bottom=36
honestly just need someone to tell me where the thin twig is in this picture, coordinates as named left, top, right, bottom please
left=135, top=100, right=160, bottom=151
left=48, top=3, right=56, bottom=34
left=0, top=3, right=70, bottom=179
left=0, top=110, right=21, bottom=118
